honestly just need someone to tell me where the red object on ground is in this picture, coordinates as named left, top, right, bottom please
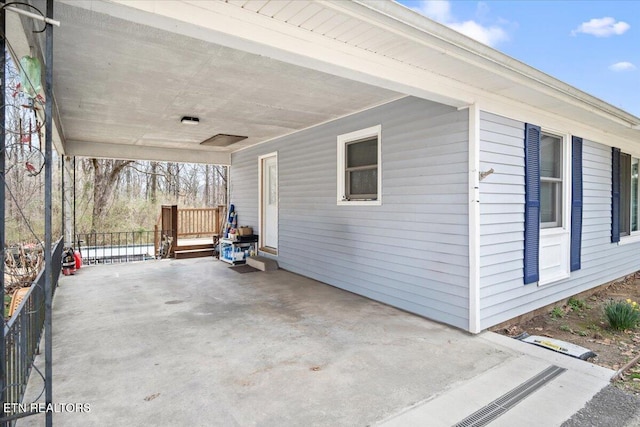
left=74, top=251, right=82, bottom=270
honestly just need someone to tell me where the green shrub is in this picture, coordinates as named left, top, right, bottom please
left=568, top=297, right=587, bottom=311
left=604, top=300, right=640, bottom=330
left=550, top=307, right=565, bottom=319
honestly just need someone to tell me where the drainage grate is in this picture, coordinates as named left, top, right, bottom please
left=453, top=365, right=566, bottom=427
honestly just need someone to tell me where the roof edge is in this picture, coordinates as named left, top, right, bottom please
left=351, top=0, right=640, bottom=128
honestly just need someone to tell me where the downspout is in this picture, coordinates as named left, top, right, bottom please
left=468, top=103, right=481, bottom=333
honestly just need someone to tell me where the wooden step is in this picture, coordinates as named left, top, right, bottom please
left=174, top=248, right=215, bottom=259
left=246, top=256, right=278, bottom=271
left=175, top=243, right=214, bottom=251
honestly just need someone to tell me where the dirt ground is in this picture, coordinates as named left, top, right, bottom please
left=491, top=271, right=640, bottom=394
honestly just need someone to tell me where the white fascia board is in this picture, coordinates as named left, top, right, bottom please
left=65, top=140, right=231, bottom=165
left=352, top=0, right=640, bottom=128
left=477, top=95, right=639, bottom=153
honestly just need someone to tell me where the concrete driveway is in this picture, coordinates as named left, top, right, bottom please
left=18, top=258, right=613, bottom=426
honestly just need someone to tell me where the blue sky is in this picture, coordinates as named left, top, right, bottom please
left=398, top=0, right=640, bottom=117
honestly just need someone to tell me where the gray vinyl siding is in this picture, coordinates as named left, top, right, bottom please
left=479, top=111, right=640, bottom=328
left=231, top=97, right=470, bottom=329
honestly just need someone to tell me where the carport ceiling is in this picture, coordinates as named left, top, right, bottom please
left=48, top=3, right=401, bottom=164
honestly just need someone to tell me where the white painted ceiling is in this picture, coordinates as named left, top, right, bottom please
left=46, top=3, right=401, bottom=163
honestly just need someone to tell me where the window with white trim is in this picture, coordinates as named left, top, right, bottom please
left=619, top=153, right=640, bottom=236
left=337, top=125, right=381, bottom=205
left=524, top=124, right=576, bottom=285
left=540, top=132, right=564, bottom=228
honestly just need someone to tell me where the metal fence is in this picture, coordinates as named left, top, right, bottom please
left=3, top=238, right=63, bottom=424
left=76, top=231, right=158, bottom=265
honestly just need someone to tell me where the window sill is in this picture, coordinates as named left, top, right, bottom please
left=537, top=272, right=570, bottom=287
left=618, top=234, right=640, bottom=245
left=337, top=200, right=382, bottom=206
left=540, top=227, right=569, bottom=236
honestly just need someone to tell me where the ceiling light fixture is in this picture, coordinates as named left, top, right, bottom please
left=181, top=116, right=200, bottom=125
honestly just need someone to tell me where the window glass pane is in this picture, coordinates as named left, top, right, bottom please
left=632, top=158, right=638, bottom=232
left=620, top=153, right=631, bottom=235
left=348, top=169, right=377, bottom=198
left=541, top=181, right=561, bottom=227
left=540, top=134, right=562, bottom=178
left=347, top=138, right=377, bottom=168
left=268, top=164, right=277, bottom=206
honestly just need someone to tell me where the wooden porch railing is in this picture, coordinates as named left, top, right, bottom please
left=178, top=208, right=220, bottom=237
left=154, top=205, right=227, bottom=257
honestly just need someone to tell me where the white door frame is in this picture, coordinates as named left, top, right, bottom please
left=258, top=152, right=278, bottom=254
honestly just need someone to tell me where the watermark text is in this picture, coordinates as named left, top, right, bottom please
left=3, top=402, right=91, bottom=413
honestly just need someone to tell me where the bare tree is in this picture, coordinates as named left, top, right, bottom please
left=88, top=158, right=134, bottom=231
left=150, top=161, right=158, bottom=203
left=204, top=164, right=211, bottom=206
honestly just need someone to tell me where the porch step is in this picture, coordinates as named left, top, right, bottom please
left=174, top=248, right=214, bottom=259
left=176, top=243, right=214, bottom=251
left=246, top=256, right=278, bottom=271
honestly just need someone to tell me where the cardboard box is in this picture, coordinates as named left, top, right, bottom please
left=237, top=226, right=253, bottom=236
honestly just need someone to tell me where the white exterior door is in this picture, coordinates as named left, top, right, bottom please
left=538, top=131, right=571, bottom=285
left=260, top=153, right=278, bottom=253
left=539, top=230, right=570, bottom=284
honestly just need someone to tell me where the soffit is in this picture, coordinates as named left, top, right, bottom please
left=18, top=0, right=640, bottom=162
left=30, top=2, right=402, bottom=163
left=222, top=0, right=640, bottom=143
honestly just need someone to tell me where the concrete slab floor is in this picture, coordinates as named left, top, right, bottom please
left=16, top=258, right=611, bottom=426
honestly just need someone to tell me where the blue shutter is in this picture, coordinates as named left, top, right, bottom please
left=570, top=137, right=583, bottom=271
left=611, top=147, right=621, bottom=243
left=524, top=123, right=541, bottom=284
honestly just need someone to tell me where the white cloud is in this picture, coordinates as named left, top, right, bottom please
left=572, top=17, right=630, bottom=37
left=411, top=0, right=509, bottom=47
left=449, top=21, right=509, bottom=46
left=415, top=0, right=452, bottom=22
left=609, top=62, right=636, bottom=72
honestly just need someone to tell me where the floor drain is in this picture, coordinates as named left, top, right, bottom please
left=453, top=365, right=566, bottom=427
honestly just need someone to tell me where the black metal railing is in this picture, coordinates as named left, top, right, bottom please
left=76, top=231, right=159, bottom=265
left=3, top=238, right=63, bottom=424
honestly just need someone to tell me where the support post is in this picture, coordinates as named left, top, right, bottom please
left=44, top=1, right=54, bottom=426
left=73, top=156, right=76, bottom=245
left=468, top=103, right=481, bottom=334
left=63, top=156, right=74, bottom=246
left=0, top=6, right=6, bottom=425
left=61, top=155, right=65, bottom=243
